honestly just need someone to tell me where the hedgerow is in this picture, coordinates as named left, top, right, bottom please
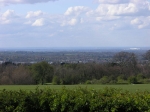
left=0, top=87, right=150, bottom=112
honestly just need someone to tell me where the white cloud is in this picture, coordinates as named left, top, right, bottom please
left=96, top=16, right=120, bottom=21
left=68, top=18, right=77, bottom=25
left=86, top=0, right=150, bottom=27
left=131, top=18, right=142, bottom=25
left=32, top=18, right=44, bottom=26
left=61, top=18, right=78, bottom=26
left=2, top=10, right=15, bottom=18
left=131, top=16, right=150, bottom=29
left=0, top=0, right=58, bottom=6
left=0, top=0, right=149, bottom=30
left=64, top=6, right=90, bottom=16
left=88, top=3, right=138, bottom=16
left=0, top=0, right=150, bottom=48
left=25, top=10, right=50, bottom=26
left=26, top=10, right=44, bottom=18
left=138, top=23, right=148, bottom=29
left=62, top=6, right=91, bottom=25
left=0, top=10, right=16, bottom=24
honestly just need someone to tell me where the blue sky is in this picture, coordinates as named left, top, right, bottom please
left=0, top=0, right=150, bottom=48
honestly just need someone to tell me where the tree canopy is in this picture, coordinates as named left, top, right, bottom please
left=30, top=61, right=54, bottom=85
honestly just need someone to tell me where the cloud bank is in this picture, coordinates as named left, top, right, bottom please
left=0, top=0, right=150, bottom=28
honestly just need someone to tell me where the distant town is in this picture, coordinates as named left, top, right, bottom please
left=0, top=47, right=149, bottom=65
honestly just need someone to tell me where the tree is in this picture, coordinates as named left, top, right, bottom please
left=144, top=50, right=150, bottom=61
left=128, top=76, right=137, bottom=84
left=12, top=65, right=34, bottom=85
left=52, top=76, right=60, bottom=85
left=113, top=52, right=137, bottom=67
left=0, top=76, right=13, bottom=85
left=30, top=61, right=54, bottom=85
left=113, top=51, right=137, bottom=75
left=99, top=76, right=110, bottom=84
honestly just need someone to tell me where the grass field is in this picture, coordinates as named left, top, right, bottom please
left=0, top=84, right=150, bottom=92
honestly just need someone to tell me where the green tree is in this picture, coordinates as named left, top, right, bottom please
left=128, top=76, right=137, bottom=84
left=52, top=76, right=60, bottom=85
left=99, top=76, right=110, bottom=84
left=30, top=61, right=54, bottom=85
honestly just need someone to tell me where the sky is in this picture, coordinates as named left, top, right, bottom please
left=0, top=0, right=150, bottom=48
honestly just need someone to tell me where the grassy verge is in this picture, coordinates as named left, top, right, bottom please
left=0, top=84, right=150, bottom=92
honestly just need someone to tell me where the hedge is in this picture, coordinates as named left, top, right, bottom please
left=0, top=87, right=150, bottom=112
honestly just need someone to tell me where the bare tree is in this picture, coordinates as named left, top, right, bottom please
left=144, top=50, right=150, bottom=61
left=0, top=76, right=13, bottom=85
left=12, top=65, right=34, bottom=85
left=113, top=51, right=137, bottom=75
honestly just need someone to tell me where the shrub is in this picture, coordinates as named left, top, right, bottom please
left=52, top=76, right=60, bottom=85
left=128, top=76, right=138, bottom=84
left=0, top=87, right=150, bottom=112
left=85, top=80, right=92, bottom=84
left=99, top=76, right=110, bottom=84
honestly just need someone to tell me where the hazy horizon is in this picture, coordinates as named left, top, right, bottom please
left=0, top=47, right=150, bottom=52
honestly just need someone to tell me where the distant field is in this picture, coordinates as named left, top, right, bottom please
left=0, top=84, right=150, bottom=92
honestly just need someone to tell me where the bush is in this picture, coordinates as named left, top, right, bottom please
left=52, top=76, right=60, bottom=85
left=85, top=80, right=92, bottom=84
left=0, top=87, right=150, bottom=112
left=99, top=76, right=110, bottom=84
left=128, top=76, right=138, bottom=84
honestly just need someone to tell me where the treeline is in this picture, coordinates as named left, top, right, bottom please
left=0, top=50, right=150, bottom=85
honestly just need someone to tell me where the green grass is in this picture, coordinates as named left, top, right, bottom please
left=0, top=84, right=150, bottom=92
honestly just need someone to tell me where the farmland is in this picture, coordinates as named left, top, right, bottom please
left=0, top=84, right=150, bottom=92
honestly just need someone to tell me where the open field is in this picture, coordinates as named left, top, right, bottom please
left=0, top=84, right=150, bottom=92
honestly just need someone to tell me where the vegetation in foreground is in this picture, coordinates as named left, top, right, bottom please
left=0, top=87, right=150, bottom=112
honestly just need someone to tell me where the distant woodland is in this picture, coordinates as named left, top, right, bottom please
left=0, top=50, right=150, bottom=85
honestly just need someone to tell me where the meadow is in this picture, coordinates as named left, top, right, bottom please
left=0, top=84, right=150, bottom=92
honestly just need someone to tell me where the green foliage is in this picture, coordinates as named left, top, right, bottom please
left=0, top=87, right=150, bottom=112
left=52, top=76, right=60, bottom=85
left=128, top=76, right=138, bottom=84
left=142, top=79, right=150, bottom=84
left=99, top=76, right=110, bottom=84
left=30, top=61, right=54, bottom=85
left=85, top=80, right=92, bottom=84
left=117, top=75, right=128, bottom=84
